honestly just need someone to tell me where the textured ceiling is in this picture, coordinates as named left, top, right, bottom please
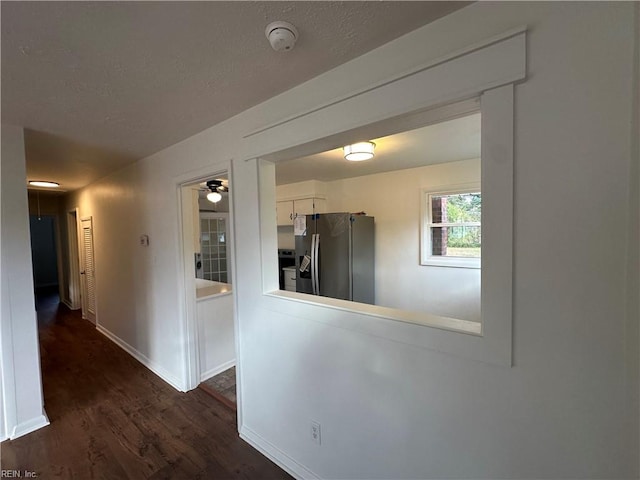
left=1, top=1, right=469, bottom=191
left=275, top=113, right=481, bottom=185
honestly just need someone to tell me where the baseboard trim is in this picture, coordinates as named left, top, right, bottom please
left=10, top=410, right=49, bottom=440
left=61, top=298, right=81, bottom=310
left=240, top=425, right=319, bottom=480
left=200, top=359, right=236, bottom=383
left=96, top=325, right=185, bottom=392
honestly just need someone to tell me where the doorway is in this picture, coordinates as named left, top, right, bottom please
left=29, top=214, right=60, bottom=312
left=179, top=171, right=237, bottom=409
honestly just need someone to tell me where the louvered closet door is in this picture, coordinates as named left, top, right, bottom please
left=80, top=217, right=96, bottom=323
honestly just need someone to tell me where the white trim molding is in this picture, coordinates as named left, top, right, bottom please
left=244, top=29, right=525, bottom=162
left=66, top=208, right=82, bottom=310
left=200, top=359, right=236, bottom=383
left=174, top=162, right=238, bottom=394
left=245, top=26, right=526, bottom=140
left=10, top=410, right=49, bottom=440
left=240, top=425, right=320, bottom=480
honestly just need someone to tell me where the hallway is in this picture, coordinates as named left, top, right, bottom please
left=0, top=300, right=291, bottom=479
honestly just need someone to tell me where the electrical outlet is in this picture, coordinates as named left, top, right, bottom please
left=310, top=421, right=321, bottom=445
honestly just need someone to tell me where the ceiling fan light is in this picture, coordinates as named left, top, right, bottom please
left=343, top=142, right=375, bottom=161
left=207, top=191, right=222, bottom=203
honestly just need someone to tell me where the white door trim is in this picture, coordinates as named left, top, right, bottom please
left=65, top=208, right=81, bottom=310
left=174, top=161, right=240, bottom=430
left=79, top=216, right=97, bottom=324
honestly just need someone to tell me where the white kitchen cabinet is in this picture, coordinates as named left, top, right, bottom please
left=276, top=200, right=295, bottom=226
left=276, top=197, right=326, bottom=226
left=293, top=198, right=315, bottom=217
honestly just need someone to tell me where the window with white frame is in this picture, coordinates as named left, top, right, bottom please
left=421, top=184, right=481, bottom=268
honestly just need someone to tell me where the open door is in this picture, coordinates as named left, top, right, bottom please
left=79, top=217, right=96, bottom=323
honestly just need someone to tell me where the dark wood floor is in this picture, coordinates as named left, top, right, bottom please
left=0, top=293, right=291, bottom=479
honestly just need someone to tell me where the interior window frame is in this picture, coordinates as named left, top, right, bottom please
left=250, top=28, right=524, bottom=367
left=257, top=86, right=514, bottom=366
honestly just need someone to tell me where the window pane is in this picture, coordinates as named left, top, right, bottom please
left=431, top=226, right=481, bottom=257
left=431, top=192, right=481, bottom=224
left=430, top=195, right=446, bottom=224
left=200, top=214, right=230, bottom=283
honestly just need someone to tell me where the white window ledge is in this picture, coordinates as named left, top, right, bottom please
left=265, top=290, right=481, bottom=336
left=422, top=257, right=481, bottom=269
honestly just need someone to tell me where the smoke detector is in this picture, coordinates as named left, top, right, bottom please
left=265, top=21, right=298, bottom=52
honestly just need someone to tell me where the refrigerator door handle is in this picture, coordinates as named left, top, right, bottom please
left=310, top=233, right=317, bottom=295
left=314, top=233, right=320, bottom=296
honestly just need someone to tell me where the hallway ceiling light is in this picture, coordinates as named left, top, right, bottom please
left=343, top=141, right=375, bottom=161
left=29, top=180, right=60, bottom=188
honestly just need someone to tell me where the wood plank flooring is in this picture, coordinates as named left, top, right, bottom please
left=0, top=298, right=292, bottom=479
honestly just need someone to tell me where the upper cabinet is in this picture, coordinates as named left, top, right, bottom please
left=276, top=200, right=294, bottom=225
left=293, top=197, right=324, bottom=216
left=276, top=197, right=326, bottom=226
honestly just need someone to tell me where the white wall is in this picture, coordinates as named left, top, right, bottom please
left=234, top=4, right=637, bottom=478
left=65, top=160, right=188, bottom=390
left=197, top=293, right=235, bottom=381
left=0, top=125, right=49, bottom=439
left=60, top=3, right=638, bottom=478
left=325, top=159, right=480, bottom=322
left=277, top=226, right=295, bottom=250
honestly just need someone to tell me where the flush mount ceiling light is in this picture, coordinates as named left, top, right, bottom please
left=343, top=141, right=375, bottom=161
left=29, top=180, right=60, bottom=188
left=205, top=179, right=227, bottom=203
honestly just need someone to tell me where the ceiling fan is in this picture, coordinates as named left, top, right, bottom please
left=200, top=179, right=229, bottom=203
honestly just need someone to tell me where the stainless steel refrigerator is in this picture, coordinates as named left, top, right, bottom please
left=295, top=213, right=374, bottom=304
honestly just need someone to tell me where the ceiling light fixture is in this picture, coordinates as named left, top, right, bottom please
left=343, top=141, right=375, bottom=161
left=29, top=180, right=60, bottom=188
left=207, top=191, right=222, bottom=203
left=205, top=179, right=227, bottom=203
